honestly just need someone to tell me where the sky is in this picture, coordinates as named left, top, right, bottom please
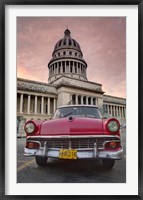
left=17, top=17, right=126, bottom=98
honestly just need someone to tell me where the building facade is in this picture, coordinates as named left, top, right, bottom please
left=17, top=29, right=126, bottom=136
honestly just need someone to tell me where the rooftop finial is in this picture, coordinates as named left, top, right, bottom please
left=64, top=28, right=71, bottom=36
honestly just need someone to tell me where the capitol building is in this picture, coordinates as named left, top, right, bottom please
left=17, top=29, right=126, bottom=136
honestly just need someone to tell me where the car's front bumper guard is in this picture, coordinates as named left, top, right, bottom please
left=23, top=143, right=124, bottom=160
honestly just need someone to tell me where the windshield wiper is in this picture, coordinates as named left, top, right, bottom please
left=63, top=112, right=73, bottom=117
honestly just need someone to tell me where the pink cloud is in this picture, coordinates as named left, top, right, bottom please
left=17, top=17, right=126, bottom=98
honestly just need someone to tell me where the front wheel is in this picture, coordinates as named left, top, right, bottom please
left=35, top=156, right=48, bottom=166
left=102, top=159, right=115, bottom=169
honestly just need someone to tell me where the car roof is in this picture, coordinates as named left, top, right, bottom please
left=57, top=105, right=98, bottom=109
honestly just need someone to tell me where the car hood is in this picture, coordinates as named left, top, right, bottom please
left=40, top=117, right=103, bottom=136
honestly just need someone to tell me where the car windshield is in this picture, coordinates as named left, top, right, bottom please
left=54, top=106, right=102, bottom=119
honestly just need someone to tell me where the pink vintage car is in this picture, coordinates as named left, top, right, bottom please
left=23, top=105, right=124, bottom=169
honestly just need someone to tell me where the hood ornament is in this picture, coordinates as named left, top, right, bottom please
left=68, top=116, right=74, bottom=122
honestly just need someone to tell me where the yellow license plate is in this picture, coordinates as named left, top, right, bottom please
left=59, top=149, right=77, bottom=159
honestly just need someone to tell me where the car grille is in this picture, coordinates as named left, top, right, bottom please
left=27, top=136, right=120, bottom=149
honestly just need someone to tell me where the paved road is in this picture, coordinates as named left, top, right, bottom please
left=17, top=128, right=126, bottom=183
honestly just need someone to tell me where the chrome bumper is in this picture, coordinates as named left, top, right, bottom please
left=23, top=145, right=124, bottom=160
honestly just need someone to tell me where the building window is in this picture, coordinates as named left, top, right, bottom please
left=72, top=94, right=76, bottom=104
left=93, top=98, right=96, bottom=105
left=88, top=97, right=91, bottom=105
left=66, top=61, right=69, bottom=66
left=78, top=96, right=81, bottom=104
left=63, top=66, right=65, bottom=73
left=58, top=52, right=60, bottom=56
left=63, top=51, right=66, bottom=55
left=59, top=67, right=61, bottom=73
left=83, top=96, right=86, bottom=104
left=69, top=51, right=72, bottom=56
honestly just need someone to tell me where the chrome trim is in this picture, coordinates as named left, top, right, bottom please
left=93, top=143, right=98, bottom=158
left=27, top=135, right=120, bottom=139
left=24, top=146, right=124, bottom=160
left=43, top=141, right=47, bottom=156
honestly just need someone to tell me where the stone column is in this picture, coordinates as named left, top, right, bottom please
left=107, top=105, right=109, bottom=115
left=75, top=95, right=78, bottom=104
left=47, top=97, right=50, bottom=115
left=27, top=95, right=31, bottom=114
left=41, top=96, right=44, bottom=114
left=86, top=96, right=88, bottom=105
left=34, top=96, right=37, bottom=114
left=110, top=105, right=113, bottom=117
left=113, top=106, right=116, bottom=117
left=20, top=94, right=23, bottom=113
left=53, top=98, right=56, bottom=113
left=119, top=107, right=121, bottom=118
left=121, top=107, right=124, bottom=118
left=91, top=97, right=94, bottom=105
left=81, top=96, right=83, bottom=104
left=116, top=106, right=119, bottom=117
left=79, top=64, right=81, bottom=74
left=73, top=63, right=75, bottom=74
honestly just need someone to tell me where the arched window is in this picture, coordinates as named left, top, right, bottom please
left=63, top=51, right=66, bottom=55
left=69, top=51, right=72, bottom=56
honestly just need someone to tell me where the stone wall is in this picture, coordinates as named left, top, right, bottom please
left=103, top=95, right=126, bottom=105
left=52, top=76, right=104, bottom=93
left=17, top=78, right=57, bottom=94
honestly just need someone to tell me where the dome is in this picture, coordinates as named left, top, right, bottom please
left=48, top=29, right=87, bottom=83
left=53, top=29, right=83, bottom=56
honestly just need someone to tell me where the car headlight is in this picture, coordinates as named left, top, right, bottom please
left=25, top=122, right=35, bottom=134
left=107, top=120, right=119, bottom=132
